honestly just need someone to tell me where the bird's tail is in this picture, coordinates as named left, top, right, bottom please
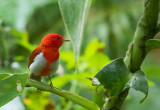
left=26, top=73, right=42, bottom=87
left=29, top=73, right=42, bottom=82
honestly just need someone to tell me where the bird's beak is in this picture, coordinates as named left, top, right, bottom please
left=62, top=39, right=70, bottom=42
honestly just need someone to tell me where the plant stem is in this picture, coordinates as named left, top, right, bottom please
left=26, top=79, right=100, bottom=110
left=124, top=0, right=159, bottom=72
left=63, top=80, right=78, bottom=110
left=104, top=0, right=159, bottom=109
left=103, top=88, right=129, bottom=110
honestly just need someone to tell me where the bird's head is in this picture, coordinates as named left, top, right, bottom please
left=41, top=34, right=70, bottom=48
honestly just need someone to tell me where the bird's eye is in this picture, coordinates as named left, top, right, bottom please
left=56, top=37, right=60, bottom=40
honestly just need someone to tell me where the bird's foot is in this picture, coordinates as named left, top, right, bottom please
left=49, top=83, right=61, bottom=90
left=49, top=82, right=53, bottom=87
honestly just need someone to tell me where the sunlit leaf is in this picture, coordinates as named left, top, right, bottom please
left=0, top=73, right=11, bottom=80
left=23, top=90, right=53, bottom=110
left=0, top=73, right=29, bottom=106
left=148, top=79, right=154, bottom=86
left=60, top=39, right=110, bottom=71
left=92, top=58, right=130, bottom=97
left=87, top=53, right=110, bottom=70
left=84, top=39, right=105, bottom=59
left=58, top=0, right=91, bottom=67
left=14, top=56, right=25, bottom=61
left=52, top=72, right=95, bottom=88
left=127, top=70, right=148, bottom=103
left=60, top=51, right=75, bottom=69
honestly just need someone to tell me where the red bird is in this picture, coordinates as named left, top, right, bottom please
left=28, top=34, right=70, bottom=85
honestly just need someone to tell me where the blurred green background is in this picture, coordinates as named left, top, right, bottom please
left=0, top=0, right=160, bottom=110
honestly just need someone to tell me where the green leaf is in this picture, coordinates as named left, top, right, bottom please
left=127, top=70, right=148, bottom=103
left=11, top=29, right=35, bottom=52
left=52, top=72, right=95, bottom=88
left=93, top=58, right=130, bottom=97
left=60, top=51, right=75, bottom=69
left=145, top=39, right=160, bottom=52
left=0, top=0, right=57, bottom=29
left=87, top=53, right=110, bottom=70
left=0, top=73, right=29, bottom=106
left=0, top=73, right=11, bottom=80
left=0, top=33, right=9, bottom=61
left=84, top=39, right=105, bottom=59
left=58, top=0, right=91, bottom=67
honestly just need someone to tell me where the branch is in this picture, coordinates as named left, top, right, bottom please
left=26, top=79, right=100, bottom=110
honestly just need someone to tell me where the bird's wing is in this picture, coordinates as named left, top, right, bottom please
left=28, top=47, right=42, bottom=68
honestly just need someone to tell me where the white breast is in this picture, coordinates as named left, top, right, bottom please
left=50, top=60, right=59, bottom=73
left=29, top=52, right=46, bottom=75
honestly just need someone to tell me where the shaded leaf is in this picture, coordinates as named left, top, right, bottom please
left=11, top=29, right=35, bottom=52
left=93, top=58, right=130, bottom=97
left=58, top=0, right=91, bottom=67
left=0, top=73, right=29, bottom=106
left=0, top=0, right=57, bottom=30
left=127, top=70, right=148, bottom=103
left=145, top=39, right=160, bottom=52
left=0, top=33, right=9, bottom=61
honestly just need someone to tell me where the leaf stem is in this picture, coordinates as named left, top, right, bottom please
left=103, top=88, right=129, bottom=110
left=26, top=79, right=100, bottom=110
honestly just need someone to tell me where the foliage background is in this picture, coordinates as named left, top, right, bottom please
left=0, top=0, right=160, bottom=110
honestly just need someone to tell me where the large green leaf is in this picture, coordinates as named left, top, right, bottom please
left=92, top=58, right=130, bottom=97
left=127, top=70, right=148, bottom=103
left=58, top=0, right=91, bottom=66
left=0, top=73, right=29, bottom=106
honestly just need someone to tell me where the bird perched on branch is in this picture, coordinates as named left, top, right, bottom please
left=28, top=34, right=70, bottom=85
